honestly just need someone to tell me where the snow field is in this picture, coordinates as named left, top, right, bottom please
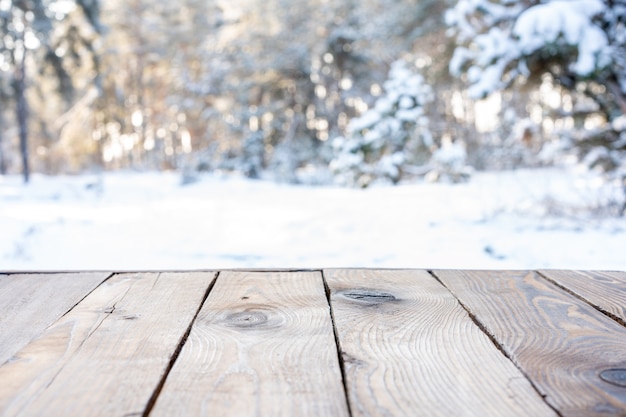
left=1, top=168, right=625, bottom=271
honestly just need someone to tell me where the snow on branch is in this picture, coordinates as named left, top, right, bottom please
left=446, top=0, right=612, bottom=98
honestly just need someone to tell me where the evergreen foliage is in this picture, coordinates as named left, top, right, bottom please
left=330, top=60, right=434, bottom=187
left=446, top=0, right=626, bottom=186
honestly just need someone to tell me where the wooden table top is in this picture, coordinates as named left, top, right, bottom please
left=0, top=269, right=625, bottom=417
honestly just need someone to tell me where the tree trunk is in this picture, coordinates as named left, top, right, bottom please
left=0, top=141, right=5, bottom=176
left=607, top=80, right=626, bottom=116
left=15, top=46, right=29, bottom=183
left=0, top=102, right=5, bottom=175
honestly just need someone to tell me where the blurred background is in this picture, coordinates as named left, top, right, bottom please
left=1, top=0, right=625, bottom=270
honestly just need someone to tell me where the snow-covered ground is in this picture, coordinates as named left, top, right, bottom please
left=1, top=168, right=625, bottom=271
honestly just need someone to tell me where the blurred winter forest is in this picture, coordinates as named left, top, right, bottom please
left=1, top=0, right=625, bottom=209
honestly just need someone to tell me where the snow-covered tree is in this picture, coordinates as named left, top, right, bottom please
left=426, top=140, right=473, bottom=183
left=447, top=0, right=621, bottom=99
left=330, top=60, right=434, bottom=187
left=446, top=0, right=626, bottom=173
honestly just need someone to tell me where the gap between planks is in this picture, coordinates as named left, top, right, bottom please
left=141, top=271, right=220, bottom=417
left=427, top=270, right=563, bottom=417
left=536, top=270, right=626, bottom=328
left=60, top=272, right=116, bottom=319
left=321, top=270, right=354, bottom=417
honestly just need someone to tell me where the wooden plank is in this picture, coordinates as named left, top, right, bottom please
left=434, top=270, right=626, bottom=417
left=0, top=272, right=110, bottom=366
left=325, top=269, right=557, bottom=417
left=150, top=270, right=349, bottom=417
left=539, top=270, right=626, bottom=324
left=0, top=271, right=215, bottom=417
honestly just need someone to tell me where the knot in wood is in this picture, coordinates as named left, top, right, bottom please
left=600, top=369, right=626, bottom=387
left=339, top=288, right=396, bottom=304
left=223, top=310, right=270, bottom=329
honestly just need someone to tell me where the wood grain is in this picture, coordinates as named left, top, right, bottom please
left=0, top=271, right=215, bottom=417
left=539, top=270, right=626, bottom=324
left=0, top=272, right=110, bottom=366
left=150, top=270, right=349, bottom=417
left=325, top=269, right=557, bottom=417
left=434, top=270, right=626, bottom=417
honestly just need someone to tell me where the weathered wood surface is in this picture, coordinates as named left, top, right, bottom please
left=325, top=269, right=557, bottom=417
left=0, top=269, right=625, bottom=417
left=433, top=270, right=626, bottom=417
left=0, top=272, right=215, bottom=417
left=539, top=270, right=626, bottom=324
left=151, top=270, right=349, bottom=417
left=0, top=272, right=109, bottom=366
